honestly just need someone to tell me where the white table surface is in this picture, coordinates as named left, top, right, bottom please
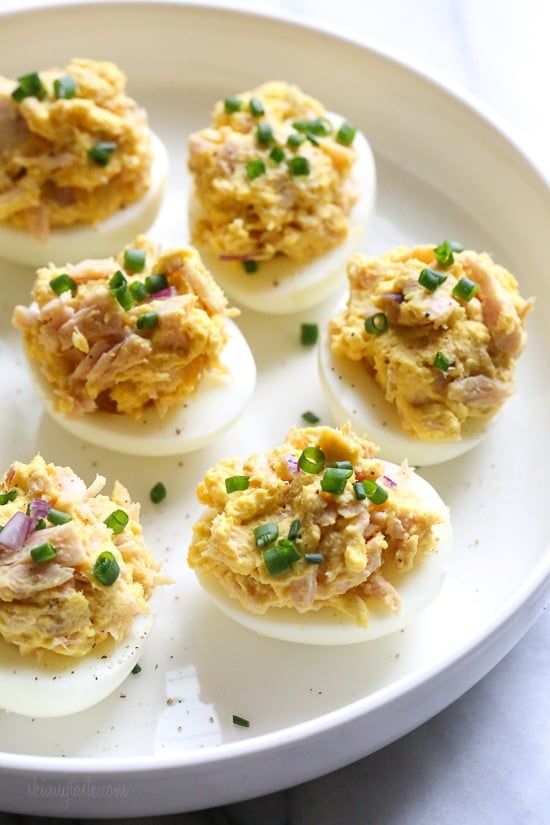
left=0, top=1, right=548, bottom=823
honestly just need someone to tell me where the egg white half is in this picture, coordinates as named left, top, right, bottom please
left=29, top=318, right=256, bottom=456
left=318, top=314, right=488, bottom=467
left=0, top=612, right=152, bottom=718
left=0, top=132, right=168, bottom=269
left=195, top=461, right=452, bottom=646
left=189, top=115, right=376, bottom=314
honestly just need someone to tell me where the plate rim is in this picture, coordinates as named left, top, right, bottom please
left=0, top=0, right=548, bottom=777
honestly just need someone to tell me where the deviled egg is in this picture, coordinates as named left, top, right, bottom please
left=189, top=424, right=451, bottom=645
left=12, top=237, right=256, bottom=456
left=0, top=455, right=166, bottom=717
left=0, top=59, right=167, bottom=267
left=320, top=243, right=534, bottom=466
left=188, top=82, right=375, bottom=314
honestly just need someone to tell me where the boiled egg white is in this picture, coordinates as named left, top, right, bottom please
left=318, top=310, right=488, bottom=467
left=27, top=318, right=256, bottom=456
left=195, top=460, right=452, bottom=646
left=189, top=115, right=376, bottom=315
left=0, top=133, right=168, bottom=269
left=0, top=611, right=152, bottom=717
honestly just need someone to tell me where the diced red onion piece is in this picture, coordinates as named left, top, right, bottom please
left=381, top=475, right=397, bottom=489
left=28, top=498, right=51, bottom=529
left=382, top=292, right=404, bottom=304
left=151, top=286, right=177, bottom=300
left=285, top=454, right=299, bottom=475
left=0, top=511, right=33, bottom=550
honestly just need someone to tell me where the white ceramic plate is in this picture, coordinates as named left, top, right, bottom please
left=0, top=2, right=548, bottom=817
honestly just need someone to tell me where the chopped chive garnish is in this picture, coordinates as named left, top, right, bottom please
left=269, top=145, right=285, bottom=164
left=50, top=273, right=76, bottom=296
left=336, top=122, right=356, bottom=146
left=254, top=522, right=278, bottom=548
left=12, top=71, right=46, bottom=102
left=93, top=550, right=120, bottom=586
left=232, top=714, right=250, bottom=727
left=287, top=133, right=305, bottom=149
left=131, top=663, right=142, bottom=675
left=292, top=117, right=332, bottom=136
left=30, top=542, right=57, bottom=563
left=88, top=141, right=117, bottom=166
left=137, top=312, right=159, bottom=330
left=47, top=508, right=72, bottom=526
left=278, top=539, right=301, bottom=563
left=54, top=75, right=76, bottom=100
left=35, top=518, right=47, bottom=530
left=262, top=546, right=291, bottom=577
left=288, top=518, right=301, bottom=541
left=124, top=247, right=146, bottom=273
left=256, top=122, right=274, bottom=147
left=301, top=323, right=319, bottom=346
left=418, top=268, right=447, bottom=292
left=433, top=240, right=458, bottom=267
left=353, top=481, right=367, bottom=500
left=145, top=273, right=168, bottom=293
left=0, top=490, right=17, bottom=505
left=129, top=280, right=148, bottom=302
left=433, top=351, right=452, bottom=371
left=298, top=446, right=325, bottom=474
left=304, top=553, right=323, bottom=564
left=364, top=312, right=388, bottom=335
left=150, top=482, right=167, bottom=503
left=362, top=480, right=388, bottom=505
left=225, top=476, right=249, bottom=494
left=113, top=285, right=133, bottom=311
left=321, top=466, right=353, bottom=495
left=302, top=411, right=320, bottom=424
left=243, top=260, right=258, bottom=274
left=109, top=270, right=127, bottom=290
left=104, top=509, right=129, bottom=535
left=249, top=97, right=264, bottom=117
left=288, top=156, right=310, bottom=176
left=329, top=460, right=353, bottom=471
left=224, top=96, right=241, bottom=113
left=246, top=159, right=266, bottom=180
left=452, top=277, right=479, bottom=302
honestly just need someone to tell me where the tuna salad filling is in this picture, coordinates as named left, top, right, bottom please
left=329, top=244, right=534, bottom=441
left=188, top=425, right=443, bottom=626
left=0, top=59, right=152, bottom=238
left=188, top=81, right=358, bottom=263
left=0, top=455, right=165, bottom=657
left=12, top=237, right=232, bottom=418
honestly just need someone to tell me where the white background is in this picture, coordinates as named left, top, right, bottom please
left=0, top=1, right=548, bottom=823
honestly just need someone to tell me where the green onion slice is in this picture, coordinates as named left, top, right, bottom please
left=150, top=482, right=167, bottom=503
left=35, top=518, right=47, bottom=531
left=145, top=273, right=168, bottom=293
left=224, top=96, right=241, bottom=113
left=269, top=146, right=285, bottom=164
left=278, top=539, right=301, bottom=564
left=288, top=156, right=310, bottom=176
left=249, top=97, right=265, bottom=116
left=353, top=481, right=367, bottom=501
left=329, top=460, right=353, bottom=471
left=50, top=273, right=76, bottom=296
left=292, top=117, right=332, bottom=136
left=109, top=270, right=127, bottom=290
left=287, top=132, right=306, bottom=148
left=452, top=277, right=479, bottom=302
left=124, top=247, right=146, bottom=273
left=298, top=446, right=325, bottom=474
left=93, top=551, right=120, bottom=586
left=54, top=75, right=76, bottom=100
left=112, top=285, right=133, bottom=311
left=302, top=411, right=320, bottom=424
left=232, top=714, right=250, bottom=727
left=262, top=546, right=291, bottom=577
left=336, top=122, right=356, bottom=146
left=433, top=351, right=452, bottom=371
left=364, top=312, right=388, bottom=335
left=88, top=141, right=116, bottom=166
left=12, top=71, right=46, bottom=102
left=304, top=553, right=323, bottom=564
left=288, top=518, right=301, bottom=541
left=246, top=159, right=266, bottom=180
left=131, top=663, right=142, bottom=675
left=243, top=260, right=258, bottom=274
left=254, top=522, right=278, bottom=548
left=433, top=240, right=457, bottom=266
left=104, top=509, right=129, bottom=535
left=137, top=312, right=159, bottom=330
left=301, top=323, right=319, bottom=345
left=47, top=507, right=72, bottom=526
left=418, top=268, right=448, bottom=292
left=129, top=280, right=148, bottom=302
left=0, top=490, right=18, bottom=505
left=225, top=476, right=250, bottom=494
left=362, top=480, right=388, bottom=505
left=256, top=122, right=274, bottom=147
left=30, top=542, right=57, bottom=564
left=321, top=466, right=352, bottom=495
